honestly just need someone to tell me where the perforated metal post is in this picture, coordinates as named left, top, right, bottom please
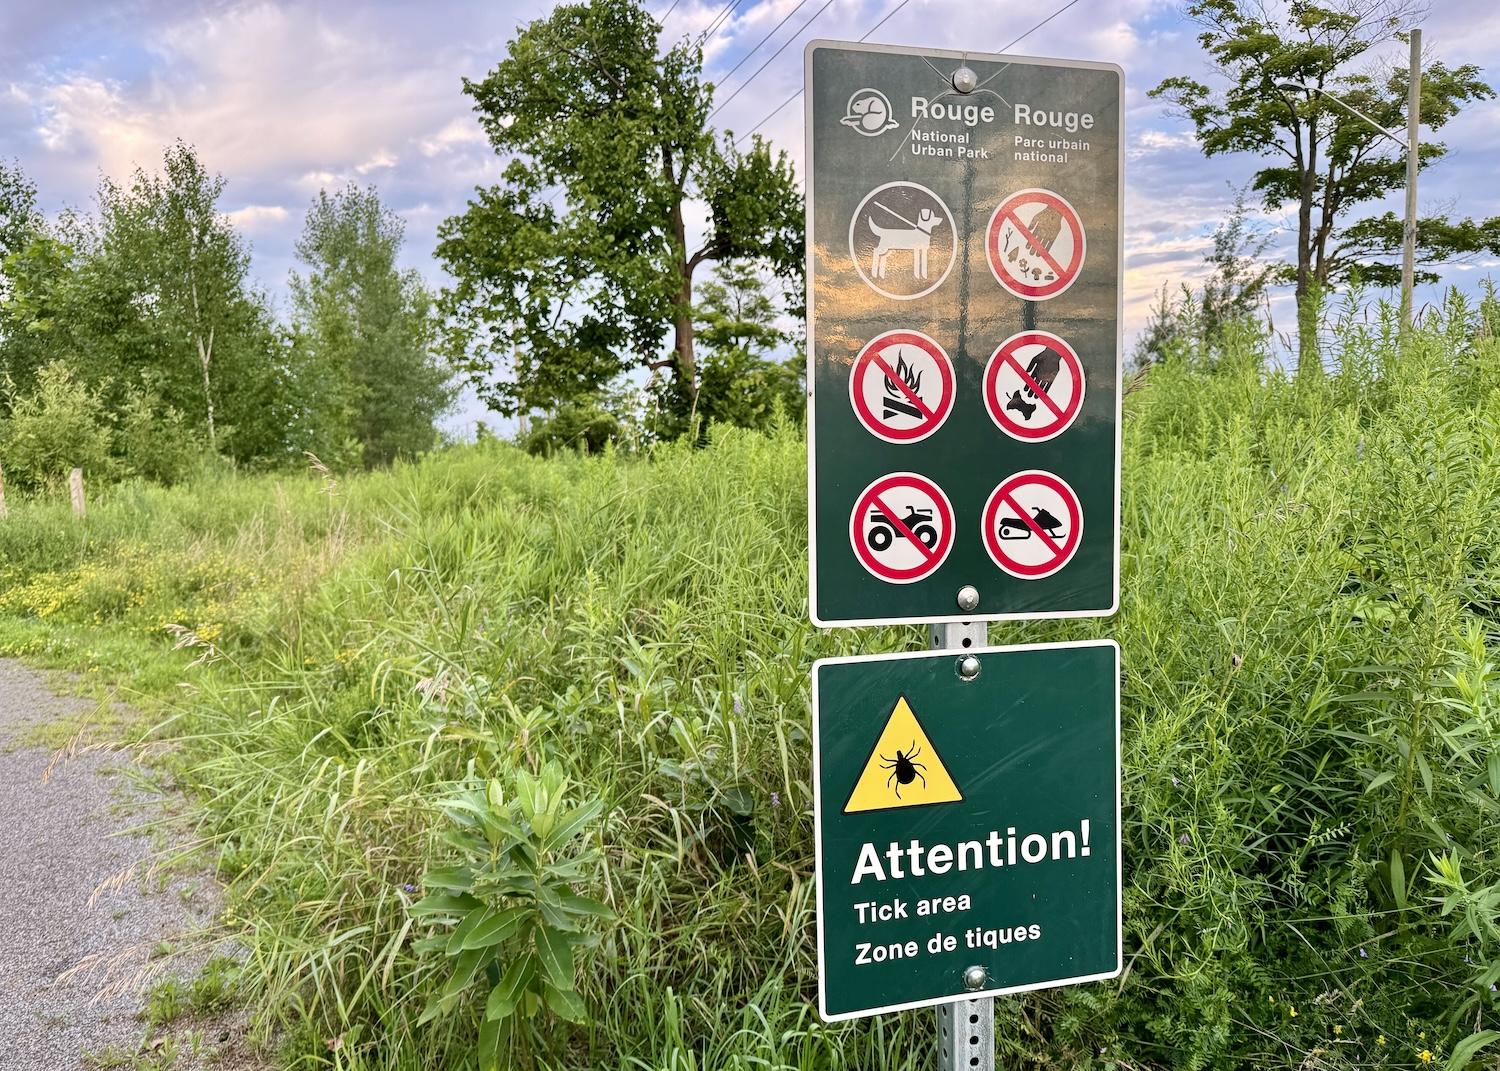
left=929, top=616, right=995, bottom=1071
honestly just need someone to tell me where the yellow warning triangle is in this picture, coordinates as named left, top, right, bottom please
left=843, top=695, right=964, bottom=814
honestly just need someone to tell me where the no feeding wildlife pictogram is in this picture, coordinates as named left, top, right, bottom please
left=849, top=182, right=957, bottom=301
left=982, top=470, right=1083, bottom=580
left=987, top=189, right=1085, bottom=301
left=849, top=330, right=955, bottom=443
left=850, top=472, right=954, bottom=584
left=984, top=331, right=1085, bottom=442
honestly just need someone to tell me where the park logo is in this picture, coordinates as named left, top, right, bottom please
left=841, top=88, right=899, bottom=137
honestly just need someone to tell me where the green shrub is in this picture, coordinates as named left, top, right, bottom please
left=0, top=359, right=113, bottom=491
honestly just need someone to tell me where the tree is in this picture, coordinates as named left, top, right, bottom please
left=95, top=141, right=270, bottom=450
left=436, top=0, right=803, bottom=426
left=1151, top=0, right=1498, bottom=370
left=290, top=186, right=455, bottom=466
left=685, top=261, right=803, bottom=432
left=0, top=159, right=39, bottom=272
left=1133, top=191, right=1277, bottom=367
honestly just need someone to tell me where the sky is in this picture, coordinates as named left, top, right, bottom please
left=3, top=0, right=1500, bottom=435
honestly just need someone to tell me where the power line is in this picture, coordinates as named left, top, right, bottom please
left=734, top=0, right=1084, bottom=145
left=712, top=0, right=813, bottom=91
left=710, top=0, right=841, bottom=120
left=698, top=0, right=750, bottom=45
left=658, top=0, right=684, bottom=23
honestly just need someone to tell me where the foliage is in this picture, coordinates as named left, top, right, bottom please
left=677, top=260, right=803, bottom=436
left=0, top=360, right=113, bottom=490
left=1151, top=0, right=1498, bottom=367
left=435, top=0, right=803, bottom=423
left=6, top=305, right=1500, bottom=1068
left=1133, top=191, right=1277, bottom=367
left=0, top=144, right=295, bottom=466
left=410, top=763, right=611, bottom=1067
left=290, top=185, right=455, bottom=467
left=0, top=157, right=40, bottom=271
left=520, top=396, right=626, bottom=456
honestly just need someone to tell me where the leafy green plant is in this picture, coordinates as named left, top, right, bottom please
left=410, top=761, right=611, bottom=1067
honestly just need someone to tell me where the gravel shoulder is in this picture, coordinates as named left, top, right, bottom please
left=0, top=659, right=260, bottom=1069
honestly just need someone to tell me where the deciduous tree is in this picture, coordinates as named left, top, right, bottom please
left=291, top=185, right=455, bottom=466
left=1151, top=0, right=1498, bottom=370
left=436, top=0, right=803, bottom=425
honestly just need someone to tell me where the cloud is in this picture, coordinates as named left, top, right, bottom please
left=224, top=203, right=289, bottom=230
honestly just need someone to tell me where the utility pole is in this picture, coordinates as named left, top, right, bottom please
left=1401, top=28, right=1421, bottom=332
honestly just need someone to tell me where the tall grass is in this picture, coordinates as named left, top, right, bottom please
left=3, top=296, right=1500, bottom=1069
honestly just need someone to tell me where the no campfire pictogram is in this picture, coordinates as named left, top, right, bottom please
left=982, top=470, right=1083, bottom=580
left=984, top=330, right=1085, bottom=442
left=987, top=189, right=1086, bottom=301
left=850, top=472, right=954, bottom=584
left=849, top=331, right=955, bottom=443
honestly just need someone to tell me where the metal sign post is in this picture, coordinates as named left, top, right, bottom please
left=931, top=618, right=996, bottom=1071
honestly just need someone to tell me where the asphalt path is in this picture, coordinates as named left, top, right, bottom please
left=0, top=659, right=254, bottom=1068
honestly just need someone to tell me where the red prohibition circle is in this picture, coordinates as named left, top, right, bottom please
left=849, top=472, right=954, bottom=584
left=983, top=331, right=1085, bottom=442
left=848, top=330, right=955, bottom=443
left=986, top=189, right=1086, bottom=301
left=981, top=470, right=1083, bottom=580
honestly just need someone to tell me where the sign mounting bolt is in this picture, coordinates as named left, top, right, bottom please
left=958, top=655, right=981, bottom=681
left=963, top=965, right=988, bottom=991
left=956, top=585, right=980, bottom=611
left=952, top=66, right=978, bottom=94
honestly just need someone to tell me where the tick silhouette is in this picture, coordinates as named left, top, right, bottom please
left=880, top=743, right=927, bottom=799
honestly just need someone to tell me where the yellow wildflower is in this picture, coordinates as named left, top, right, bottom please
left=1333, top=1025, right=1343, bottom=1035
left=1376, top=1035, right=1385, bottom=1046
left=1289, top=1006, right=1298, bottom=1018
left=1419, top=1050, right=1433, bottom=1064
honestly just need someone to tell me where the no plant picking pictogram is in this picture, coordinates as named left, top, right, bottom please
left=850, top=472, right=954, bottom=584
left=984, top=330, right=1085, bottom=442
left=982, top=470, right=1083, bottom=580
left=987, top=189, right=1085, bottom=301
left=849, top=331, right=955, bottom=443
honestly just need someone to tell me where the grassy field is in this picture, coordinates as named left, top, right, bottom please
left=4, top=300, right=1500, bottom=1069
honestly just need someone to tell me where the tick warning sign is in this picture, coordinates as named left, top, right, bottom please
left=982, top=471, right=1083, bottom=579
left=851, top=473, right=954, bottom=584
left=987, top=189, right=1085, bottom=301
left=849, top=330, right=955, bottom=443
left=844, top=695, right=963, bottom=814
left=984, top=331, right=1085, bottom=442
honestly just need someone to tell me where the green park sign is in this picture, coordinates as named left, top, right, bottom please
left=804, top=41, right=1123, bottom=626
left=812, top=641, right=1121, bottom=1021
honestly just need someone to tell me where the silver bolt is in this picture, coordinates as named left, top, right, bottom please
left=958, top=655, right=981, bottom=681
left=963, top=965, right=987, bottom=991
left=956, top=585, right=980, bottom=611
left=952, top=66, right=978, bottom=94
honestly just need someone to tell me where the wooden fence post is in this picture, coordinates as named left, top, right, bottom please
left=69, top=467, right=86, bottom=520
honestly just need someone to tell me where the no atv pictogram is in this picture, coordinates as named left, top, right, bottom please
left=987, top=189, right=1085, bottom=301
left=851, top=472, right=954, bottom=584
